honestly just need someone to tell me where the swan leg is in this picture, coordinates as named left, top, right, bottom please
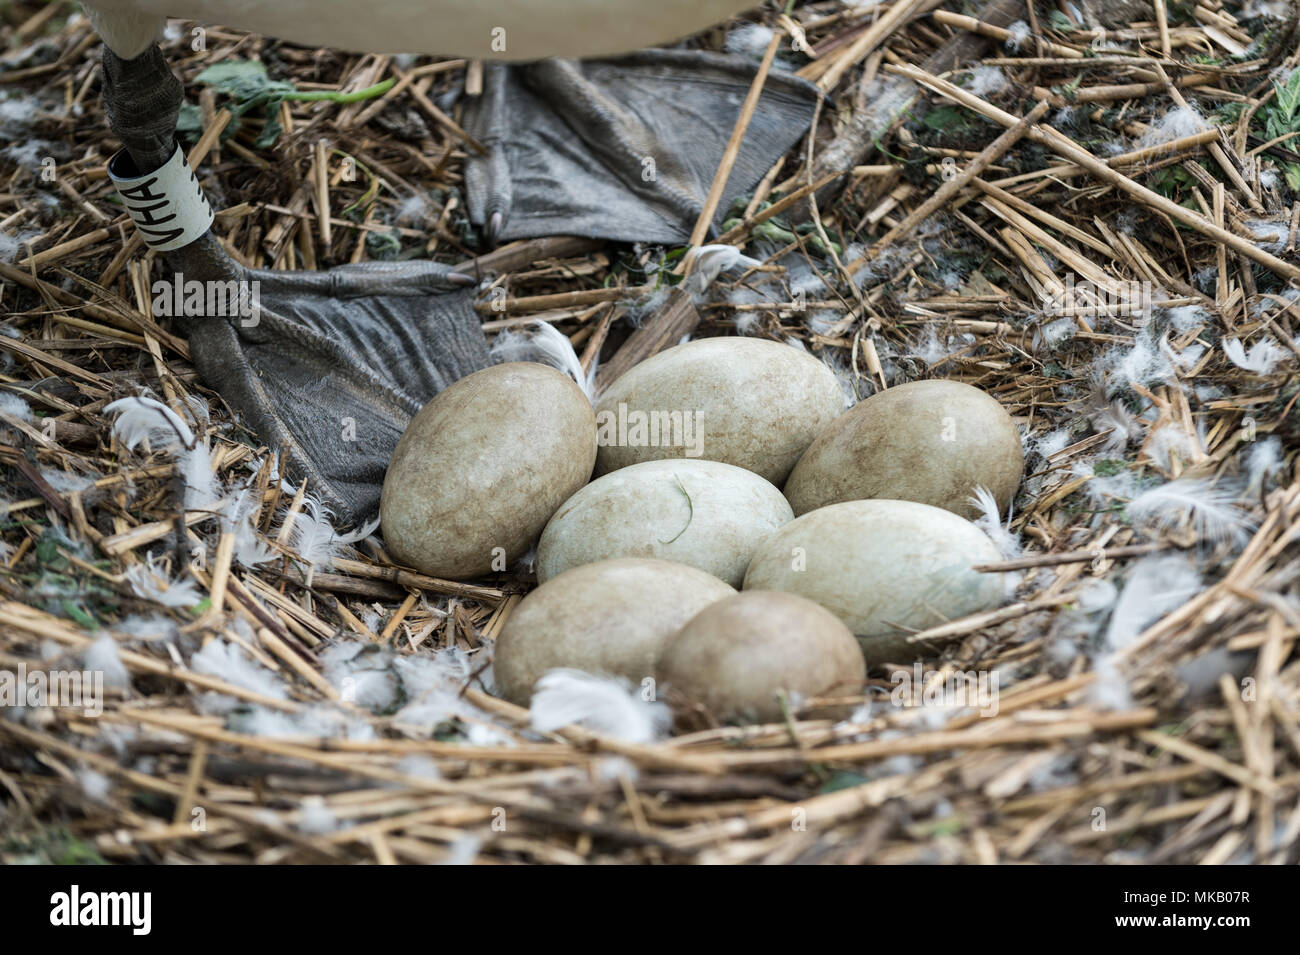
left=100, top=44, right=489, bottom=525
left=461, top=50, right=820, bottom=245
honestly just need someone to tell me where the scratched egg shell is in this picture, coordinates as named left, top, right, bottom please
left=657, top=591, right=866, bottom=723
left=380, top=363, right=596, bottom=580
left=594, top=337, right=844, bottom=485
left=742, top=500, right=1004, bottom=663
left=783, top=379, right=1023, bottom=519
left=536, top=459, right=793, bottom=587
left=493, top=558, right=736, bottom=705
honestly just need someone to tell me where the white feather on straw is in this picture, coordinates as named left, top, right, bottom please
left=490, top=321, right=596, bottom=399
left=221, top=483, right=276, bottom=567
left=968, top=485, right=1022, bottom=596
left=1104, top=555, right=1202, bottom=650
left=684, top=244, right=763, bottom=296
left=530, top=669, right=670, bottom=743
left=285, top=498, right=378, bottom=570
left=124, top=555, right=204, bottom=608
left=1126, top=477, right=1253, bottom=547
left=968, top=485, right=1022, bottom=560
left=105, top=395, right=194, bottom=451
left=1222, top=337, right=1285, bottom=375
left=105, top=396, right=220, bottom=512
left=1089, top=654, right=1133, bottom=711
left=1243, top=437, right=1284, bottom=494
left=83, top=635, right=130, bottom=690
left=190, top=638, right=288, bottom=700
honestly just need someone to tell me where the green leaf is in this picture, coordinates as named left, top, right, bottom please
left=195, top=60, right=265, bottom=86
left=1214, top=103, right=1244, bottom=125
left=1149, top=166, right=1192, bottom=199
left=1274, top=67, right=1300, bottom=124
left=3, top=826, right=107, bottom=866
left=60, top=599, right=98, bottom=630
left=922, top=104, right=974, bottom=131
left=1285, top=161, right=1300, bottom=194
left=365, top=229, right=403, bottom=260
left=1054, top=76, right=1083, bottom=103
left=175, top=101, right=203, bottom=141
left=35, top=533, right=64, bottom=568
left=913, top=815, right=966, bottom=837
left=819, top=770, right=868, bottom=794
left=194, top=60, right=296, bottom=148
left=1047, top=9, right=1076, bottom=31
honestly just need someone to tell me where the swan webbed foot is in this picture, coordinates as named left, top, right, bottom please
left=100, top=44, right=490, bottom=525
left=462, top=50, right=820, bottom=245
left=173, top=256, right=489, bottom=526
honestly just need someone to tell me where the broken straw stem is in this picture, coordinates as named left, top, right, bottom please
left=885, top=63, right=1300, bottom=284
left=931, top=10, right=1084, bottom=61
left=714, top=168, right=845, bottom=246
left=683, top=30, right=784, bottom=255
left=1151, top=62, right=1264, bottom=214
left=973, top=542, right=1177, bottom=572
left=856, top=98, right=1050, bottom=268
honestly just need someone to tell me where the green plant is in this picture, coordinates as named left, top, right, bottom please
left=3, top=826, right=107, bottom=866
left=1261, top=67, right=1300, bottom=192
left=193, top=60, right=394, bottom=148
left=922, top=104, right=977, bottom=133
left=22, top=527, right=118, bottom=629
left=1047, top=9, right=1075, bottom=32
left=1052, top=76, right=1083, bottom=104
left=1150, top=165, right=1194, bottom=202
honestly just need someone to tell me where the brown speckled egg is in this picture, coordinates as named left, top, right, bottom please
left=594, top=337, right=844, bottom=485
left=743, top=500, right=1005, bottom=663
left=783, top=379, right=1022, bottom=519
left=381, top=363, right=595, bottom=579
left=657, top=591, right=865, bottom=723
left=536, top=458, right=792, bottom=587
left=493, top=558, right=735, bottom=704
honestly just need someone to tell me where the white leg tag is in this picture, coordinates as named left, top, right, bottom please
left=107, top=144, right=214, bottom=252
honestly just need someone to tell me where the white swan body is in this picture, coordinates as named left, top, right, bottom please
left=82, top=0, right=758, bottom=60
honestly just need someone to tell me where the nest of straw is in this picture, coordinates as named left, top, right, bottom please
left=1, top=1, right=1298, bottom=864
